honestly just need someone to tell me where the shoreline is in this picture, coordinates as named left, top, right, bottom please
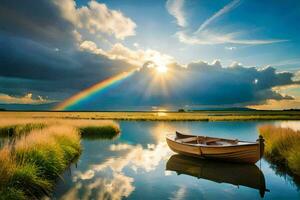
left=1, top=111, right=300, bottom=121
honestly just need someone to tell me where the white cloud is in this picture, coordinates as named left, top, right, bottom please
left=79, top=40, right=106, bottom=55
left=171, top=0, right=288, bottom=46
left=166, top=0, right=187, bottom=27
left=195, top=0, right=240, bottom=33
left=62, top=172, right=135, bottom=200
left=65, top=142, right=171, bottom=199
left=53, top=0, right=78, bottom=24
left=55, top=0, right=136, bottom=40
left=77, top=0, right=136, bottom=39
left=248, top=98, right=300, bottom=110
left=176, top=30, right=288, bottom=45
left=79, top=40, right=175, bottom=68
left=169, top=186, right=187, bottom=200
left=0, top=93, right=54, bottom=104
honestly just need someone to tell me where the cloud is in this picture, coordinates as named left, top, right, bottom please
left=0, top=0, right=136, bottom=49
left=0, top=93, right=54, bottom=104
left=248, top=98, right=300, bottom=110
left=166, top=0, right=187, bottom=27
left=176, top=30, right=288, bottom=45
left=70, top=61, right=298, bottom=110
left=0, top=0, right=78, bottom=48
left=61, top=173, right=135, bottom=200
left=0, top=0, right=297, bottom=110
left=62, top=142, right=171, bottom=199
left=195, top=0, right=240, bottom=33
left=171, top=0, right=288, bottom=46
left=169, top=186, right=187, bottom=200
left=0, top=35, right=136, bottom=100
left=79, top=40, right=175, bottom=67
left=75, top=0, right=136, bottom=40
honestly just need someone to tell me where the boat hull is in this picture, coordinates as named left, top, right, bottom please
left=166, top=137, right=262, bottom=164
left=166, top=155, right=267, bottom=197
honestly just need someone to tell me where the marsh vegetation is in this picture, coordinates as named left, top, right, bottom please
left=1, top=111, right=300, bottom=121
left=0, top=117, right=120, bottom=199
left=259, top=125, right=300, bottom=177
left=1, top=112, right=300, bottom=199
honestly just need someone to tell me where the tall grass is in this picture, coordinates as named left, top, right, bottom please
left=0, top=123, right=46, bottom=137
left=259, top=125, right=300, bottom=176
left=0, top=118, right=120, bottom=139
left=1, top=111, right=300, bottom=122
left=0, top=125, right=81, bottom=199
left=0, top=117, right=120, bottom=199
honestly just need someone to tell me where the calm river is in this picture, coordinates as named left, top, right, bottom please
left=52, top=121, right=300, bottom=200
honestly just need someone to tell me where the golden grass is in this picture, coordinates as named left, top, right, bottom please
left=0, top=118, right=120, bottom=138
left=0, top=116, right=120, bottom=199
left=1, top=111, right=300, bottom=121
left=0, top=125, right=81, bottom=199
left=259, top=125, right=300, bottom=176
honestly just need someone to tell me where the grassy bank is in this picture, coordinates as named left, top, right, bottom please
left=259, top=125, right=300, bottom=176
left=0, top=123, right=46, bottom=137
left=0, top=118, right=120, bottom=138
left=1, top=111, right=300, bottom=121
left=0, top=125, right=81, bottom=199
left=0, top=119, right=120, bottom=199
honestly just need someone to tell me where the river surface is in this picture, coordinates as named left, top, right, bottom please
left=52, top=121, right=300, bottom=200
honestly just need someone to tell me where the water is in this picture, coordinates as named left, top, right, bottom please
left=52, top=121, right=300, bottom=200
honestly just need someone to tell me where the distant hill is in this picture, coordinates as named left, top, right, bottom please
left=190, top=107, right=257, bottom=111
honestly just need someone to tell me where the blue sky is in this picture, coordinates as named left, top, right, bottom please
left=76, top=0, right=300, bottom=68
left=0, top=0, right=300, bottom=110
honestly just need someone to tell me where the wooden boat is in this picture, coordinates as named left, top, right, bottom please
left=166, top=131, right=264, bottom=164
left=166, top=154, right=268, bottom=198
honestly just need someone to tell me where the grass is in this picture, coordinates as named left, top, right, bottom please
left=0, top=118, right=120, bottom=139
left=0, top=125, right=81, bottom=199
left=1, top=110, right=300, bottom=121
left=80, top=125, right=120, bottom=140
left=0, top=123, right=46, bottom=137
left=259, top=125, right=300, bottom=176
left=0, top=118, right=120, bottom=199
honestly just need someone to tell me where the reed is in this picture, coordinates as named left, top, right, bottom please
left=259, top=125, right=300, bottom=176
left=0, top=123, right=46, bottom=137
left=1, top=111, right=300, bottom=122
left=79, top=124, right=120, bottom=140
left=0, top=125, right=81, bottom=199
left=0, top=117, right=120, bottom=199
left=0, top=118, right=120, bottom=138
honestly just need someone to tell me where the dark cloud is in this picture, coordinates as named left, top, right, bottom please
left=0, top=0, right=76, bottom=48
left=0, top=30, right=298, bottom=109
left=70, top=62, right=297, bottom=110
left=0, top=0, right=299, bottom=110
left=0, top=34, right=134, bottom=99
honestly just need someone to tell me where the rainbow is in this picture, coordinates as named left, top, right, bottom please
left=54, top=69, right=136, bottom=110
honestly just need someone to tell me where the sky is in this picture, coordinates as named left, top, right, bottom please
left=0, top=0, right=300, bottom=110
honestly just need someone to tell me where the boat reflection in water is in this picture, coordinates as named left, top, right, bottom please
left=166, top=155, right=268, bottom=198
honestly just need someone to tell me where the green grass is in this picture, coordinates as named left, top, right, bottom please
left=80, top=125, right=120, bottom=140
left=0, top=125, right=81, bottom=199
left=0, top=123, right=46, bottom=137
left=1, top=111, right=300, bottom=121
left=259, top=125, right=300, bottom=176
left=0, top=118, right=120, bottom=199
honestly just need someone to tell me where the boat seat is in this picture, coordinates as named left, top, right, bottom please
left=204, top=138, right=222, bottom=145
left=177, top=137, right=198, bottom=143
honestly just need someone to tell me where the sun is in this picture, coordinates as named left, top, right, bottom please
left=156, top=65, right=168, bottom=74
